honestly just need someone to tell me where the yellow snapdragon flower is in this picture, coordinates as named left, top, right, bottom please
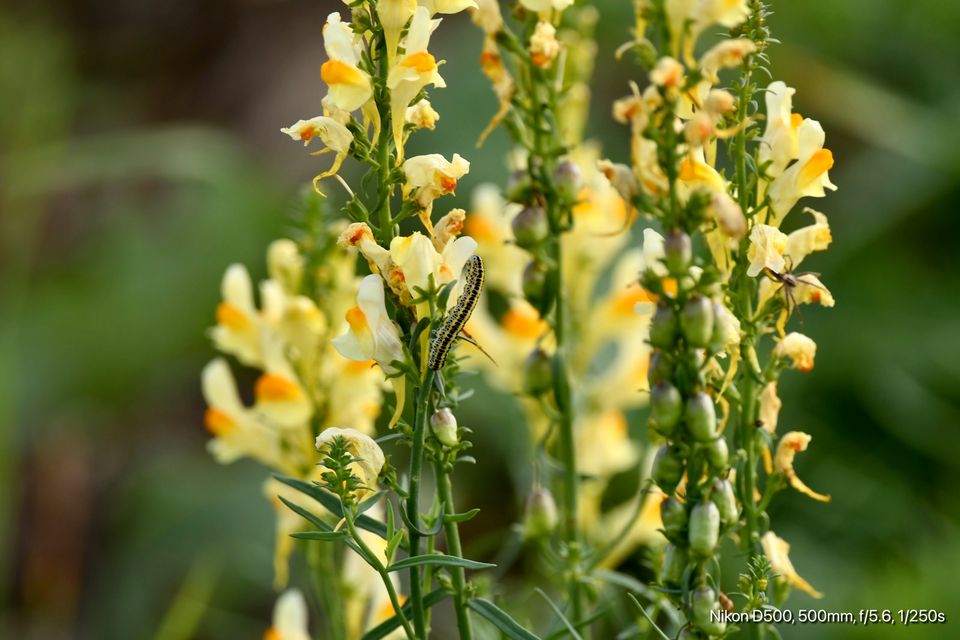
left=315, top=427, right=386, bottom=495
left=377, top=0, right=417, bottom=63
left=211, top=264, right=262, bottom=366
left=280, top=116, right=354, bottom=191
left=264, top=589, right=311, bottom=640
left=775, top=431, right=830, bottom=502
left=760, top=81, right=801, bottom=177
left=333, top=275, right=406, bottom=375
left=746, top=223, right=789, bottom=277
left=773, top=332, right=817, bottom=372
left=402, top=152, right=471, bottom=226
left=762, top=531, right=823, bottom=599
left=768, top=118, right=837, bottom=225
left=321, top=13, right=374, bottom=112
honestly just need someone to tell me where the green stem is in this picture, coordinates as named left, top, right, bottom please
left=435, top=459, right=474, bottom=640
left=406, top=367, right=436, bottom=638
left=309, top=543, right=347, bottom=640
left=347, top=517, right=417, bottom=640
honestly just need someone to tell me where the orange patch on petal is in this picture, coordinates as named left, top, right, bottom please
left=255, top=374, right=302, bottom=403
left=401, top=51, right=437, bottom=73
left=501, top=307, right=546, bottom=339
left=438, top=174, right=457, bottom=193
left=204, top=408, right=235, bottom=436
left=612, top=285, right=656, bottom=316
left=790, top=113, right=803, bottom=129
left=346, top=305, right=368, bottom=332
left=799, top=149, right=834, bottom=187
left=263, top=628, right=282, bottom=640
left=216, top=302, right=249, bottom=330
left=465, top=215, right=499, bottom=243
left=321, top=59, right=364, bottom=86
left=345, top=359, right=376, bottom=375
left=662, top=278, right=679, bottom=298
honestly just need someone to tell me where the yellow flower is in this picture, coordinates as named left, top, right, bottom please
left=576, top=410, right=640, bottom=477
left=667, top=0, right=748, bottom=60
left=280, top=115, right=354, bottom=191
left=323, top=353, right=385, bottom=436
left=759, top=81, right=801, bottom=177
left=758, top=381, right=781, bottom=433
left=774, top=431, right=830, bottom=502
left=260, top=281, right=326, bottom=365
left=405, top=98, right=440, bottom=130
left=529, top=21, right=560, bottom=68
left=389, top=231, right=478, bottom=307
left=768, top=118, right=837, bottom=225
left=201, top=359, right=287, bottom=471
left=264, top=474, right=332, bottom=588
left=321, top=13, right=374, bottom=112
left=419, top=0, right=478, bottom=15
left=332, top=275, right=406, bottom=374
left=401, top=153, right=470, bottom=224
left=264, top=589, right=311, bottom=640
left=254, top=337, right=314, bottom=429
left=211, top=264, right=262, bottom=366
left=338, top=222, right=392, bottom=274
left=785, top=208, right=832, bottom=263
left=746, top=223, right=788, bottom=277
left=519, top=0, right=574, bottom=13
left=387, top=7, right=445, bottom=157
left=267, top=239, right=305, bottom=294
left=757, top=209, right=835, bottom=308
left=773, top=332, right=817, bottom=372
left=465, top=185, right=526, bottom=296
left=650, top=56, right=685, bottom=93
left=762, top=531, right=823, bottom=598
left=432, top=208, right=466, bottom=252
left=699, top=38, right=756, bottom=82
left=315, top=426, right=386, bottom=494
left=679, top=148, right=727, bottom=195
left=377, top=0, right=417, bottom=63
left=470, top=0, right=503, bottom=35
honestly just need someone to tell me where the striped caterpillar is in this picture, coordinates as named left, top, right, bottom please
left=428, top=255, right=484, bottom=371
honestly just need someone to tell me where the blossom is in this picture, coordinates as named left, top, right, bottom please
left=333, top=275, right=406, bottom=374
left=679, top=148, right=727, bottom=195
left=419, top=0, right=478, bottom=15
left=774, top=432, right=830, bottom=502
left=759, top=81, right=801, bottom=177
left=758, top=381, right=781, bottom=433
left=576, top=411, right=640, bottom=477
left=746, top=224, right=788, bottom=277
left=767, top=118, right=837, bottom=225
left=699, top=38, right=756, bottom=82
left=377, top=0, right=417, bottom=63
left=210, top=264, right=262, bottom=366
left=519, top=0, right=574, bottom=13
left=281, top=116, right=354, bottom=191
left=315, top=427, right=386, bottom=493
left=405, top=98, right=440, bottom=130
left=321, top=13, right=374, bottom=112
left=402, top=153, right=471, bottom=225
left=432, top=208, right=466, bottom=252
left=387, top=7, right=445, bottom=157
left=529, top=21, right=560, bottom=68
left=267, top=239, right=305, bottom=294
left=338, top=222, right=392, bottom=274
left=757, top=209, right=835, bottom=308
left=470, top=0, right=503, bottom=35
left=264, top=589, right=311, bottom=640
left=389, top=231, right=478, bottom=307
left=667, top=0, right=749, bottom=59
left=650, top=56, right=685, bottom=92
left=762, top=531, right=823, bottom=598
left=465, top=185, right=526, bottom=295
left=773, top=332, right=817, bottom=372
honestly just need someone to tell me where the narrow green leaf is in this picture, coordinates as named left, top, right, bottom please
left=444, top=508, right=481, bottom=524
left=387, top=554, right=495, bottom=573
left=273, top=475, right=389, bottom=541
left=534, top=588, right=582, bottom=640
left=467, top=598, right=541, bottom=640
left=357, top=490, right=385, bottom=516
left=291, top=530, right=347, bottom=542
left=277, top=496, right=332, bottom=532
left=626, top=594, right=671, bottom=640
left=361, top=589, right=448, bottom=640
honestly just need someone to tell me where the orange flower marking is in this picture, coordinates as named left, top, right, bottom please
left=263, top=628, right=282, bottom=640
left=204, top=408, right=235, bottom=436
left=401, top=51, right=437, bottom=73
left=501, top=307, right=546, bottom=339
left=465, top=215, right=499, bottom=242
left=790, top=112, right=803, bottom=129
left=612, top=285, right=656, bottom=316
left=346, top=306, right=368, bottom=332
left=321, top=59, right=364, bottom=86
left=798, top=149, right=834, bottom=187
left=256, top=374, right=302, bottom=402
left=216, top=302, right=249, bottom=330
left=438, top=173, right=458, bottom=193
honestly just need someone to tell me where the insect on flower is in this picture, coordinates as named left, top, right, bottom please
left=762, top=256, right=826, bottom=321
left=428, top=255, right=493, bottom=370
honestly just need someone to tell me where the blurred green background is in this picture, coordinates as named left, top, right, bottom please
left=2, top=1, right=959, bottom=638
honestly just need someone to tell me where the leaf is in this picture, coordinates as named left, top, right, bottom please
left=361, top=589, right=448, bottom=640
left=467, top=598, right=541, bottom=640
left=626, top=594, right=671, bottom=640
left=291, top=530, right=347, bottom=542
left=273, top=475, right=389, bottom=541
left=534, top=588, right=582, bottom=640
left=444, top=508, right=481, bottom=524
left=357, top=490, right=385, bottom=516
left=387, top=554, right=495, bottom=573
left=277, top=496, right=332, bottom=532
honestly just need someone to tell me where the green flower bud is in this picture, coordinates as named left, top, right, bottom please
left=522, top=260, right=548, bottom=307
left=506, top=169, right=531, bottom=201
left=664, top=231, right=692, bottom=276
left=705, top=436, right=729, bottom=471
left=647, top=351, right=673, bottom=387
left=692, top=585, right=726, bottom=634
left=649, top=304, right=678, bottom=349
left=522, top=348, right=553, bottom=395
left=660, top=495, right=688, bottom=541
left=660, top=543, right=687, bottom=586
left=650, top=381, right=682, bottom=436
left=688, top=500, right=720, bottom=557
left=681, top=295, right=714, bottom=348
left=711, top=478, right=738, bottom=526
left=652, top=445, right=685, bottom=493
left=430, top=408, right=459, bottom=447
left=771, top=576, right=791, bottom=606
left=552, top=159, right=583, bottom=202
left=512, top=206, right=549, bottom=248
left=709, top=301, right=739, bottom=352
left=524, top=487, right=558, bottom=538
left=686, top=392, right=717, bottom=442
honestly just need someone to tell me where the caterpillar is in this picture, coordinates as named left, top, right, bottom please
left=428, top=255, right=484, bottom=371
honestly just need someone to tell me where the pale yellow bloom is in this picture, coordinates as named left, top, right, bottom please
left=709, top=191, right=746, bottom=239
left=419, top=0, right=478, bottom=15
left=785, top=208, right=833, bottom=264
left=667, top=0, right=749, bottom=59
left=762, top=531, right=823, bottom=598
left=321, top=13, right=374, bottom=112
left=211, top=264, right=262, bottom=366
left=254, top=337, right=314, bottom=429
left=773, top=332, right=817, bottom=372
left=405, top=98, right=440, bottom=130
left=699, top=38, right=756, bottom=82
left=323, top=353, right=385, bottom=436
left=260, top=281, right=326, bottom=365
left=264, top=589, right=311, bottom=640
left=378, top=0, right=417, bottom=63
left=267, top=239, right=305, bottom=295
left=760, top=81, right=801, bottom=177
left=387, top=7, right=445, bottom=156
left=679, top=147, right=727, bottom=195
left=389, top=231, right=478, bottom=306
left=576, top=411, right=640, bottom=478
left=650, top=56, right=685, bottom=92
left=768, top=118, right=837, bottom=225
left=758, top=381, right=781, bottom=433
left=470, top=0, right=503, bottom=35
left=333, top=275, right=406, bottom=374
left=402, top=152, right=470, bottom=213
left=775, top=431, right=830, bottom=502
left=746, top=223, right=788, bottom=277
left=264, top=474, right=332, bottom=588
left=321, top=94, right=352, bottom=126
left=338, top=222, right=392, bottom=274
left=529, top=21, right=560, bottom=68
left=465, top=185, right=526, bottom=296
left=757, top=209, right=835, bottom=307
left=519, top=0, right=574, bottom=13
left=433, top=208, right=466, bottom=252
left=315, top=427, right=386, bottom=493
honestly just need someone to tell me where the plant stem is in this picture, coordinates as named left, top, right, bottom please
left=406, top=367, right=436, bottom=638
left=347, top=517, right=417, bottom=640
left=309, top=542, right=347, bottom=640
left=435, top=459, right=474, bottom=640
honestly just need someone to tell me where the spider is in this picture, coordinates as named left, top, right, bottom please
left=762, top=257, right=827, bottom=322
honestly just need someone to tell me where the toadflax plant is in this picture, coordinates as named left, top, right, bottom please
left=200, top=0, right=838, bottom=638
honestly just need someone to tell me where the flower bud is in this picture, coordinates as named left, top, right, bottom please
left=709, top=301, right=740, bottom=352
left=652, top=445, right=685, bottom=493
left=524, top=487, right=558, bottom=538
left=430, top=408, right=459, bottom=447
left=664, top=231, right=692, bottom=276
left=705, top=89, right=735, bottom=115
left=659, top=543, right=687, bottom=586
left=522, top=260, right=548, bottom=307
left=711, top=478, right=738, bottom=526
left=649, top=304, right=678, bottom=349
left=506, top=169, right=531, bottom=201
left=709, top=192, right=746, bottom=239
left=511, top=205, right=549, bottom=248
left=650, top=381, right=682, bottom=436
left=688, top=500, right=720, bottom=557
left=522, top=348, right=553, bottom=395
left=647, top=351, right=673, bottom=387
left=552, top=159, right=583, bottom=202
left=660, top=495, right=688, bottom=541
left=692, top=585, right=726, bottom=635
left=685, top=392, right=717, bottom=442
left=681, top=295, right=714, bottom=348
left=705, top=436, right=729, bottom=471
